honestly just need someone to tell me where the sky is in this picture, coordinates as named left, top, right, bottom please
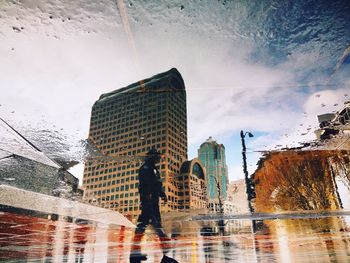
left=0, top=0, right=349, bottom=183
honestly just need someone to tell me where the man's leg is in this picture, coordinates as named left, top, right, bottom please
left=133, top=220, right=147, bottom=248
left=151, top=202, right=171, bottom=254
left=130, top=215, right=148, bottom=261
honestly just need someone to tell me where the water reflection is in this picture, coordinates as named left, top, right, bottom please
left=252, top=150, right=350, bottom=213
left=2, top=210, right=350, bottom=262
left=255, top=216, right=350, bottom=263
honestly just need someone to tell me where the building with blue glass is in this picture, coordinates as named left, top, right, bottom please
left=198, top=137, right=228, bottom=212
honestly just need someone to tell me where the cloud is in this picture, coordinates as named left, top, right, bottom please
left=1, top=0, right=349, bottom=184
left=304, top=89, right=349, bottom=115
left=186, top=61, right=300, bottom=145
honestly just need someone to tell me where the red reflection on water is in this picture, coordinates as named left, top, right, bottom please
left=1, top=211, right=350, bottom=262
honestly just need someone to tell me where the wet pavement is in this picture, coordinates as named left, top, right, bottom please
left=1, top=210, right=350, bottom=262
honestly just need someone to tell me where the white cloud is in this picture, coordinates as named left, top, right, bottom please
left=1, top=0, right=348, bottom=183
left=303, top=89, right=349, bottom=116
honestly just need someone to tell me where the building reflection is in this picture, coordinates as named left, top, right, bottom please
left=2, top=210, right=350, bottom=262
left=252, top=150, right=350, bottom=213
left=254, top=216, right=350, bottom=263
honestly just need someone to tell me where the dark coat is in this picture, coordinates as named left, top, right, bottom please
left=138, top=158, right=165, bottom=201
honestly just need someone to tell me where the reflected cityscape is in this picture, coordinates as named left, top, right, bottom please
left=1, top=210, right=350, bottom=262
left=1, top=0, right=350, bottom=262
left=1, top=66, right=349, bottom=262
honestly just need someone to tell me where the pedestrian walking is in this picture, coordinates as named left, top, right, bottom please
left=130, top=148, right=172, bottom=262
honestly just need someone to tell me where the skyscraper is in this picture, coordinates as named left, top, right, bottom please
left=198, top=136, right=228, bottom=212
left=82, top=68, right=188, bottom=218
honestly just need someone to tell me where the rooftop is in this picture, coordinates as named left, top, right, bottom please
left=96, top=68, right=185, bottom=104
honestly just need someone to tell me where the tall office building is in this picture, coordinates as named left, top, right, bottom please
left=82, top=68, right=188, bottom=218
left=198, top=137, right=228, bottom=212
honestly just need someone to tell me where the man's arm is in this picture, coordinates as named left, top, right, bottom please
left=155, top=169, right=167, bottom=203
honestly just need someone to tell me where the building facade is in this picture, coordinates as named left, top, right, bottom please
left=198, top=136, right=229, bottom=211
left=82, top=68, right=188, bottom=218
left=178, top=158, right=208, bottom=210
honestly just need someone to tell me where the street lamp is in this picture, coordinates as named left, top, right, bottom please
left=240, top=130, right=255, bottom=214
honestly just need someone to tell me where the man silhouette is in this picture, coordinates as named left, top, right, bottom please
left=130, top=148, right=170, bottom=262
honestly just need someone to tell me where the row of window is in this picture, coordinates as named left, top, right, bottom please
left=86, top=182, right=139, bottom=192
left=94, top=92, right=168, bottom=111
left=91, top=113, right=166, bottom=131
left=90, top=123, right=167, bottom=143
left=87, top=190, right=139, bottom=200
left=93, top=96, right=166, bottom=114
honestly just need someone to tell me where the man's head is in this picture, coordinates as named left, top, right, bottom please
left=146, top=148, right=161, bottom=164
